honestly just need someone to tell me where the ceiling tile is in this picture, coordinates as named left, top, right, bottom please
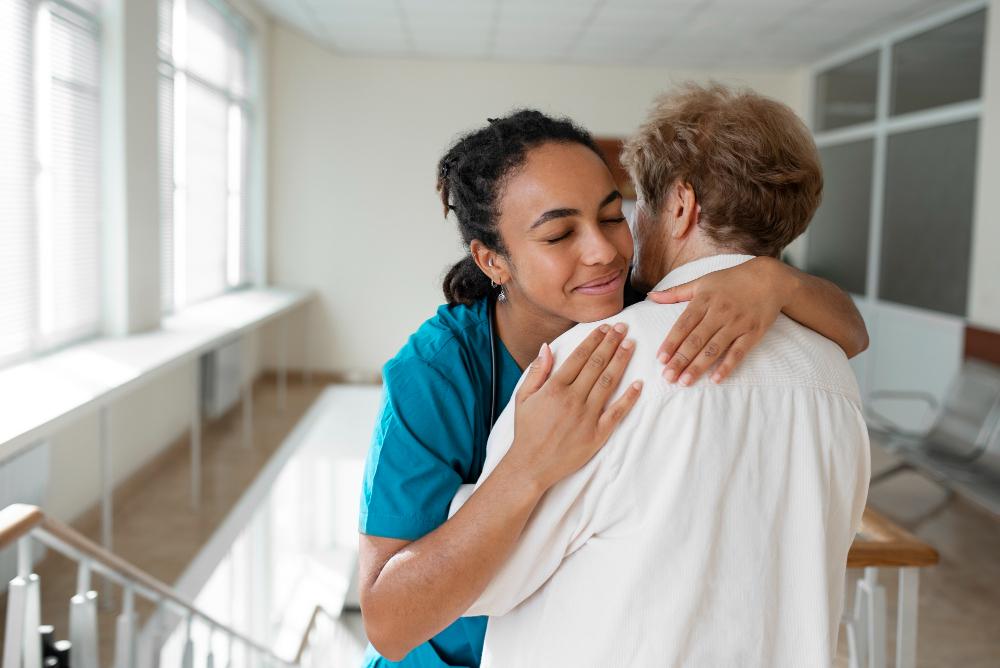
left=259, top=0, right=978, bottom=69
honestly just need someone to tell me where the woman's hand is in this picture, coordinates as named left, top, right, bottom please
left=649, top=256, right=868, bottom=386
left=505, top=323, right=643, bottom=493
left=359, top=324, right=642, bottom=661
left=649, top=257, right=790, bottom=386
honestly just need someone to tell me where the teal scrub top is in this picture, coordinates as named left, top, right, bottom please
left=359, top=298, right=522, bottom=668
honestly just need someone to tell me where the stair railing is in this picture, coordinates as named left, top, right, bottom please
left=0, top=504, right=296, bottom=668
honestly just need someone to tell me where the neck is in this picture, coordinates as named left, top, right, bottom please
left=494, top=296, right=575, bottom=371
left=661, top=234, right=735, bottom=278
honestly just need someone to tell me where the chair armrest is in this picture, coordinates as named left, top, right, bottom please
left=865, top=390, right=940, bottom=440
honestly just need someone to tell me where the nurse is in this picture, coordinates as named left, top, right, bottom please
left=359, top=111, right=868, bottom=667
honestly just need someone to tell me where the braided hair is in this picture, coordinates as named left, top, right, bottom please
left=437, top=110, right=607, bottom=306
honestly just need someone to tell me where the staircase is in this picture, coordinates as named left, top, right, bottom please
left=0, top=504, right=357, bottom=668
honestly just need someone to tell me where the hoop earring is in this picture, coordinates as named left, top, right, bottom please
left=488, top=257, right=497, bottom=289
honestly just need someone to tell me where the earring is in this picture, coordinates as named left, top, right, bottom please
left=488, top=257, right=497, bottom=289
left=498, top=284, right=507, bottom=303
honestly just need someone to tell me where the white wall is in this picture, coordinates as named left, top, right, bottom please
left=266, top=24, right=809, bottom=375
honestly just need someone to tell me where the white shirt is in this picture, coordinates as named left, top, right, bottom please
left=452, top=254, right=871, bottom=668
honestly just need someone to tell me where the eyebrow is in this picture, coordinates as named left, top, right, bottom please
left=529, top=189, right=623, bottom=230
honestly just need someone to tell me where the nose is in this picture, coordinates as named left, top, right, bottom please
left=579, top=222, right=619, bottom=266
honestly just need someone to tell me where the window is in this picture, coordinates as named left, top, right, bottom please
left=814, top=52, right=879, bottom=132
left=160, top=0, right=251, bottom=313
left=806, top=4, right=986, bottom=409
left=805, top=140, right=873, bottom=296
left=807, top=6, right=985, bottom=314
left=0, top=0, right=101, bottom=368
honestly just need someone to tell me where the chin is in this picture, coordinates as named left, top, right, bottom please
left=569, top=291, right=625, bottom=324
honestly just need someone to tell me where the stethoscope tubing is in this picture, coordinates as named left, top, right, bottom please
left=487, top=296, right=500, bottom=433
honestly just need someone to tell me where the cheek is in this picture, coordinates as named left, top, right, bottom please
left=613, top=223, right=635, bottom=264
left=510, top=246, right=577, bottom=300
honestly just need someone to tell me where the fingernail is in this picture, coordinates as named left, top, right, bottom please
left=613, top=323, right=627, bottom=333
left=657, top=352, right=668, bottom=364
left=538, top=342, right=547, bottom=356
left=600, top=324, right=610, bottom=333
left=711, top=373, right=722, bottom=384
left=632, top=380, right=643, bottom=390
left=664, top=369, right=676, bottom=382
left=621, top=339, right=634, bottom=350
left=680, top=373, right=692, bottom=386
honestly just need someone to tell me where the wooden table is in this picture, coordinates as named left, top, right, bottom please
left=843, top=508, right=939, bottom=668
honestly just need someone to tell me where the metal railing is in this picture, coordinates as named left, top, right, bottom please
left=0, top=504, right=298, bottom=668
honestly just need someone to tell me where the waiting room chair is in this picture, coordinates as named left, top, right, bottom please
left=866, top=358, right=1000, bottom=494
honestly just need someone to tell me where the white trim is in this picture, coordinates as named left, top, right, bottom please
left=865, top=44, right=891, bottom=303
left=814, top=99, right=982, bottom=147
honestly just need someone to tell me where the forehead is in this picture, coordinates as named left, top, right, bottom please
left=501, top=142, right=616, bottom=215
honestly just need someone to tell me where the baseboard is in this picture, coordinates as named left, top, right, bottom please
left=259, top=369, right=382, bottom=386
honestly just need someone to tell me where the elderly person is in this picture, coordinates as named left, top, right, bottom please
left=451, top=82, right=871, bottom=667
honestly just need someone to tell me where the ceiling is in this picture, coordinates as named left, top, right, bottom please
left=255, top=0, right=975, bottom=68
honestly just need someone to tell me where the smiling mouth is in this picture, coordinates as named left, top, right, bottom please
left=574, top=269, right=624, bottom=296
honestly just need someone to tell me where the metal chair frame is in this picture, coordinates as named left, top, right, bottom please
left=866, top=360, right=1000, bottom=480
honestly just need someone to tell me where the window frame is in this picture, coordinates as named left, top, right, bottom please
left=807, top=0, right=986, bottom=307
left=805, top=0, right=987, bottom=403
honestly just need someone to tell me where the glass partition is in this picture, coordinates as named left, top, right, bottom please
left=891, top=10, right=986, bottom=116
left=814, top=51, right=880, bottom=132
left=879, top=120, right=978, bottom=316
left=806, top=140, right=874, bottom=295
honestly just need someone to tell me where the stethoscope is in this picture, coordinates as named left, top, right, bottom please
left=487, top=295, right=501, bottom=433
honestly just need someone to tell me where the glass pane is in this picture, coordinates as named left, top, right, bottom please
left=879, top=120, right=978, bottom=315
left=891, top=10, right=986, bottom=116
left=805, top=140, right=874, bottom=295
left=814, top=52, right=879, bottom=132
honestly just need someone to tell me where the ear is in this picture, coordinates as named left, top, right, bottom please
left=670, top=182, right=701, bottom=240
left=470, top=241, right=511, bottom=286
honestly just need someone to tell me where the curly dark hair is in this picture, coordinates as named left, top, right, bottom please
left=437, top=110, right=606, bottom=306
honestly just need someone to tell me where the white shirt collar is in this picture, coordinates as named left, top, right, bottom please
left=649, top=254, right=757, bottom=294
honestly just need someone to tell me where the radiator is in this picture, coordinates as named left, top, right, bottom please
left=201, top=337, right=245, bottom=420
left=0, top=441, right=49, bottom=591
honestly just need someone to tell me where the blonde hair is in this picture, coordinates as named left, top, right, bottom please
left=621, top=82, right=823, bottom=258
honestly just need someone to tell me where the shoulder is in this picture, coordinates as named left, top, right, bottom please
left=748, top=316, right=861, bottom=400
left=547, top=300, right=685, bottom=367
left=382, top=300, right=489, bottom=391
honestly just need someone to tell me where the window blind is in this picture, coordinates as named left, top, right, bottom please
left=0, top=0, right=101, bottom=368
left=0, top=0, right=36, bottom=366
left=160, top=0, right=250, bottom=313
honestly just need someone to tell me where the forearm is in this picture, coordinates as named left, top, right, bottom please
left=362, top=458, right=543, bottom=661
left=780, top=264, right=869, bottom=358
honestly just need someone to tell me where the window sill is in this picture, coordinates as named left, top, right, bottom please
left=0, top=287, right=312, bottom=463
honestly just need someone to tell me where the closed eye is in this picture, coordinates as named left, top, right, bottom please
left=545, top=230, right=573, bottom=244
left=602, top=217, right=627, bottom=224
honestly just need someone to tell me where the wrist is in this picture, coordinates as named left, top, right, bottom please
left=493, top=444, right=550, bottom=502
left=768, top=256, right=802, bottom=308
